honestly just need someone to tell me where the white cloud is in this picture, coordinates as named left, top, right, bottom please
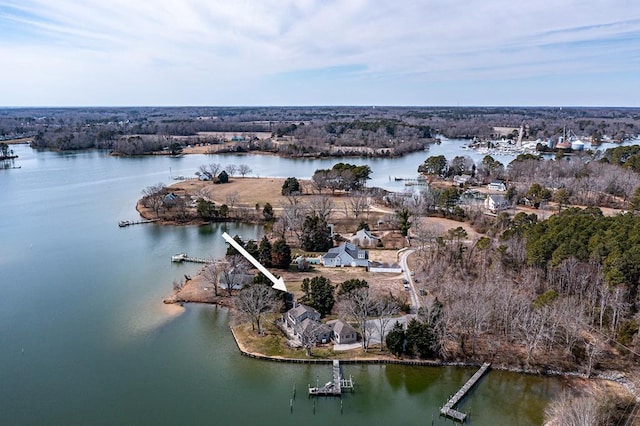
left=0, top=0, right=638, bottom=105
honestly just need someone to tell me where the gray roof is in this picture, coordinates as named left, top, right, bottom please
left=487, top=194, right=507, bottom=203
left=327, top=319, right=356, bottom=336
left=326, top=242, right=367, bottom=259
left=299, top=318, right=332, bottom=335
left=288, top=304, right=319, bottom=320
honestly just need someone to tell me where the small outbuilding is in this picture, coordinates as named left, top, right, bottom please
left=327, top=319, right=358, bottom=345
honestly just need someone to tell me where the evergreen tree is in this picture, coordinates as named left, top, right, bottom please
left=226, top=235, right=244, bottom=256
left=396, top=208, right=412, bottom=237
left=258, top=236, right=273, bottom=268
left=271, top=238, right=292, bottom=269
left=418, top=155, right=448, bottom=177
left=281, top=177, right=301, bottom=195
left=244, top=239, right=259, bottom=259
left=337, top=278, right=369, bottom=295
left=262, top=202, right=274, bottom=221
left=197, top=199, right=218, bottom=220
left=406, top=318, right=436, bottom=358
left=300, top=214, right=332, bottom=252
left=301, top=276, right=335, bottom=316
left=386, top=321, right=406, bottom=357
left=357, top=221, right=370, bottom=231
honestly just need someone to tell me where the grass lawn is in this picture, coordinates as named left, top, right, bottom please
left=231, top=316, right=397, bottom=361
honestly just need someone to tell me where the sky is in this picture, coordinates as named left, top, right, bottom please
left=1, top=0, right=639, bottom=107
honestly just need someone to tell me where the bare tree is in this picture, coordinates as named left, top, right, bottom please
left=236, top=284, right=277, bottom=335
left=308, top=195, right=334, bottom=222
left=198, top=164, right=212, bottom=180
left=297, top=321, right=321, bottom=357
left=201, top=261, right=222, bottom=296
left=208, top=163, right=222, bottom=177
left=219, top=255, right=249, bottom=297
left=339, top=287, right=377, bottom=351
left=141, top=183, right=166, bottom=217
left=544, top=390, right=603, bottom=426
left=226, top=163, right=238, bottom=177
left=312, top=170, right=328, bottom=193
left=280, top=194, right=307, bottom=240
left=225, top=191, right=240, bottom=210
left=348, top=191, right=371, bottom=219
left=238, top=164, right=252, bottom=177
left=374, top=294, right=400, bottom=351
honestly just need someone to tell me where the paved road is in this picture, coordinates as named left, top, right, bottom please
left=398, top=248, right=420, bottom=312
left=339, top=248, right=420, bottom=351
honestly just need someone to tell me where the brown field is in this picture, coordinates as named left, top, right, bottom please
left=168, top=177, right=394, bottom=234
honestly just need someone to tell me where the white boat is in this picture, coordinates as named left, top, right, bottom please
left=171, top=253, right=187, bottom=262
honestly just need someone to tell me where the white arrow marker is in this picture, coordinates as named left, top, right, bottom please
left=222, top=232, right=287, bottom=292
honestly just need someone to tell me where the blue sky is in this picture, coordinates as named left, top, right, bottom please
left=1, top=0, right=639, bottom=107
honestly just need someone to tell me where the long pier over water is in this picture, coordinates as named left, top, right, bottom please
left=440, top=362, right=491, bottom=422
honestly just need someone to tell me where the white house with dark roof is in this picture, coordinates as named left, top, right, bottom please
left=484, top=194, right=509, bottom=212
left=350, top=228, right=380, bottom=248
left=487, top=180, right=507, bottom=192
left=321, top=242, right=369, bottom=268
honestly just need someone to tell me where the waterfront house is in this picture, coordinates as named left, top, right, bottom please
left=327, top=319, right=358, bottom=344
left=297, top=318, right=333, bottom=344
left=284, top=304, right=321, bottom=329
left=453, top=174, right=472, bottom=186
left=322, top=242, right=369, bottom=268
left=219, top=269, right=254, bottom=290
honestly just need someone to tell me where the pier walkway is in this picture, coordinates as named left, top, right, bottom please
left=118, top=218, right=158, bottom=227
left=171, top=253, right=212, bottom=264
left=440, top=362, right=491, bottom=422
left=308, top=360, right=354, bottom=397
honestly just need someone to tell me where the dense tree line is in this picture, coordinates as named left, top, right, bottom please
left=4, top=106, right=637, bottom=154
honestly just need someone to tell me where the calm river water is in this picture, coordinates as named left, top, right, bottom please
left=0, top=143, right=566, bottom=425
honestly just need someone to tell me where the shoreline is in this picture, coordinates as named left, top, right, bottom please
left=227, top=322, right=637, bottom=399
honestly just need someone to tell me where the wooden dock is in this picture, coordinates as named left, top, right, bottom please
left=394, top=176, right=427, bottom=182
left=440, top=362, right=491, bottom=422
left=118, top=218, right=159, bottom=227
left=171, top=253, right=212, bottom=264
left=308, top=360, right=354, bottom=397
